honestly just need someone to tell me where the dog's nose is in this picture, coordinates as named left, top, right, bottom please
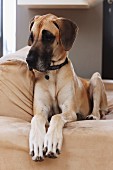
left=26, top=49, right=36, bottom=64
left=26, top=57, right=32, bottom=64
left=26, top=57, right=34, bottom=71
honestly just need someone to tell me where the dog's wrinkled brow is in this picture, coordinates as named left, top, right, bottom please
left=53, top=21, right=59, bottom=30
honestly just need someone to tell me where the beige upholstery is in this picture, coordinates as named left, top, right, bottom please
left=0, top=46, right=35, bottom=122
left=0, top=47, right=113, bottom=170
left=1, top=116, right=113, bottom=170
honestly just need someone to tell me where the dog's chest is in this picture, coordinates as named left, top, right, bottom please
left=44, top=73, right=60, bottom=115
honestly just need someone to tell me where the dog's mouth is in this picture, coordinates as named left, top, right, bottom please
left=34, top=67, right=49, bottom=72
left=26, top=59, right=51, bottom=72
left=27, top=64, right=50, bottom=72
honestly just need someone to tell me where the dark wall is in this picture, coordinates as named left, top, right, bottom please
left=102, top=0, right=113, bottom=79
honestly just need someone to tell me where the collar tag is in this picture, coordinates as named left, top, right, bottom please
left=45, top=75, right=49, bottom=80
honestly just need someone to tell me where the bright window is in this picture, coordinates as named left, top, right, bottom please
left=3, top=0, right=16, bottom=55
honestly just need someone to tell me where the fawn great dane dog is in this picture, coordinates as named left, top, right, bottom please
left=26, top=14, right=108, bottom=161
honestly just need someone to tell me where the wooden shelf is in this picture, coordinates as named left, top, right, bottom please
left=17, top=0, right=102, bottom=9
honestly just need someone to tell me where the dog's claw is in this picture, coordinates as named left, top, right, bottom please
left=86, top=116, right=94, bottom=120
left=56, top=148, right=61, bottom=155
left=30, top=150, right=34, bottom=157
left=86, top=115, right=98, bottom=120
left=32, top=156, right=44, bottom=162
left=43, top=147, right=48, bottom=156
left=46, top=151, right=58, bottom=159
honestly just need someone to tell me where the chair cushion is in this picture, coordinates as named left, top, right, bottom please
left=1, top=116, right=113, bottom=170
left=0, top=59, right=35, bottom=122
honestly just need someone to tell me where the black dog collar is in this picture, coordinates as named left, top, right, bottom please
left=48, top=57, right=68, bottom=71
left=45, top=58, right=68, bottom=80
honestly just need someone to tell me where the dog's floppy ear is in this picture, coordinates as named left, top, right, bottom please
left=29, top=17, right=35, bottom=32
left=28, top=15, right=40, bottom=46
left=29, top=15, right=40, bottom=31
left=53, top=18, right=78, bottom=51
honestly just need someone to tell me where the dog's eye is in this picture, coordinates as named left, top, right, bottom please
left=42, top=30, right=55, bottom=43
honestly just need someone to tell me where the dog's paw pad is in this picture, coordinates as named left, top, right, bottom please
left=32, top=156, right=44, bottom=162
left=46, top=151, right=58, bottom=159
left=86, top=115, right=98, bottom=120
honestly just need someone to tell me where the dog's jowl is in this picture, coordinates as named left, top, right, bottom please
left=26, top=14, right=108, bottom=161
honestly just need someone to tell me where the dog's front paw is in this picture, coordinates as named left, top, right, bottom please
left=86, top=114, right=100, bottom=120
left=29, top=116, right=46, bottom=161
left=29, top=129, right=45, bottom=161
left=44, top=127, right=63, bottom=158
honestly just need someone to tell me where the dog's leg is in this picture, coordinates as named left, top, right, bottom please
left=29, top=85, right=51, bottom=161
left=44, top=79, right=79, bottom=158
left=86, top=72, right=108, bottom=120
left=29, top=114, right=47, bottom=161
left=44, top=114, right=65, bottom=158
left=44, top=105, right=77, bottom=158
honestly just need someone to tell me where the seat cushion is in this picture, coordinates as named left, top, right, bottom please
left=0, top=59, right=35, bottom=122
left=1, top=116, right=113, bottom=170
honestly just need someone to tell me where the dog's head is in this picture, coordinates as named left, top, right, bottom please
left=26, top=14, right=78, bottom=72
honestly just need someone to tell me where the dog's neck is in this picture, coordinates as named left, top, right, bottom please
left=44, top=57, right=68, bottom=80
left=48, top=50, right=69, bottom=69
left=48, top=57, right=68, bottom=71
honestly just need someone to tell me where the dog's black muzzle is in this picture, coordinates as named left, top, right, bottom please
left=26, top=57, right=34, bottom=71
left=26, top=48, right=52, bottom=72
